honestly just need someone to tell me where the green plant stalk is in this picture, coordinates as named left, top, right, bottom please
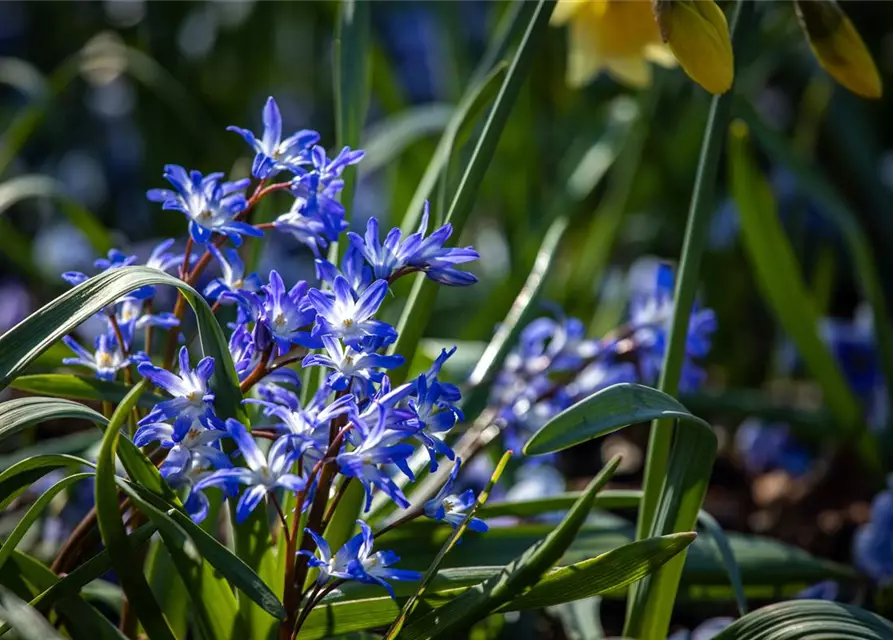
left=631, top=0, right=749, bottom=635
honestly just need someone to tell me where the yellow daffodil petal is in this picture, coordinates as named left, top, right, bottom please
left=551, top=0, right=587, bottom=27
left=644, top=43, right=677, bottom=69
left=794, top=0, right=882, bottom=99
left=655, top=0, right=734, bottom=95
left=606, top=58, right=652, bottom=88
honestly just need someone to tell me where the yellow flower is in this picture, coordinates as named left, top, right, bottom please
left=654, top=0, right=734, bottom=95
left=551, top=0, right=676, bottom=89
left=552, top=0, right=734, bottom=94
left=793, top=0, right=882, bottom=99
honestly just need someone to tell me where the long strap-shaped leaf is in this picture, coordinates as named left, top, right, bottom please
left=727, top=121, right=862, bottom=438
left=0, top=587, right=65, bottom=640
left=95, top=382, right=177, bottom=640
left=0, top=454, right=94, bottom=510
left=0, top=548, right=132, bottom=640
left=10, top=374, right=164, bottom=408
left=117, top=478, right=284, bottom=621
left=714, top=600, right=893, bottom=639
left=298, top=531, right=693, bottom=640
left=736, top=100, right=893, bottom=439
left=524, top=383, right=717, bottom=639
left=0, top=266, right=244, bottom=424
left=397, top=455, right=621, bottom=640
left=0, top=397, right=106, bottom=441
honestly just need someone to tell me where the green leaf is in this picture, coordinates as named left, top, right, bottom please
left=714, top=600, right=893, bottom=639
left=384, top=451, right=511, bottom=639
left=383, top=520, right=853, bottom=601
left=736, top=99, right=893, bottom=436
left=0, top=587, right=65, bottom=640
left=0, top=454, right=94, bottom=511
left=524, top=383, right=712, bottom=456
left=462, top=215, right=570, bottom=419
left=146, top=543, right=189, bottom=640
left=117, top=479, right=285, bottom=621
left=0, top=175, right=110, bottom=253
left=0, top=472, right=94, bottom=574
left=298, top=533, right=690, bottom=639
left=476, top=489, right=747, bottom=614
left=94, top=383, right=177, bottom=640
left=361, top=104, right=453, bottom=175
left=22, top=524, right=156, bottom=620
left=116, top=481, right=243, bottom=640
left=1, top=549, right=133, bottom=640
left=334, top=0, right=371, bottom=223
left=0, top=397, right=107, bottom=443
left=503, top=532, right=696, bottom=611
left=727, top=120, right=861, bottom=435
left=398, top=455, right=620, bottom=640
left=10, top=375, right=165, bottom=408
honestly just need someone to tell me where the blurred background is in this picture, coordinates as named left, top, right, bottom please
left=4, top=0, right=893, bottom=635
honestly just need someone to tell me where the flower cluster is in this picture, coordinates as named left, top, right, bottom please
left=491, top=261, right=716, bottom=452
left=57, top=97, right=484, bottom=602
left=54, top=98, right=487, bottom=595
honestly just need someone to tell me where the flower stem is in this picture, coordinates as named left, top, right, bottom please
left=629, top=1, right=749, bottom=637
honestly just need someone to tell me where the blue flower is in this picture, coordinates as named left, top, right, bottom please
left=314, top=244, right=373, bottom=295
left=398, top=374, right=460, bottom=470
left=854, top=476, right=893, bottom=584
left=254, top=270, right=318, bottom=356
left=795, top=580, right=839, bottom=600
left=204, top=246, right=262, bottom=302
left=62, top=332, right=144, bottom=380
left=336, top=406, right=414, bottom=511
left=300, top=520, right=419, bottom=598
left=348, top=206, right=479, bottom=285
left=162, top=450, right=234, bottom=524
left=115, top=299, right=180, bottom=350
left=227, top=97, right=320, bottom=179
left=734, top=419, right=811, bottom=477
left=145, top=238, right=189, bottom=273
left=307, top=276, right=395, bottom=348
left=147, top=165, right=261, bottom=246
left=137, top=346, right=216, bottom=434
left=273, top=197, right=338, bottom=258
left=195, top=419, right=306, bottom=523
left=424, top=459, right=487, bottom=532
left=302, top=335, right=404, bottom=392
left=289, top=146, right=364, bottom=234
left=134, top=417, right=229, bottom=478
left=63, top=248, right=154, bottom=300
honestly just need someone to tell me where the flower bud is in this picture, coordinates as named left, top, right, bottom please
left=794, top=0, right=882, bottom=99
left=653, top=0, right=734, bottom=95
